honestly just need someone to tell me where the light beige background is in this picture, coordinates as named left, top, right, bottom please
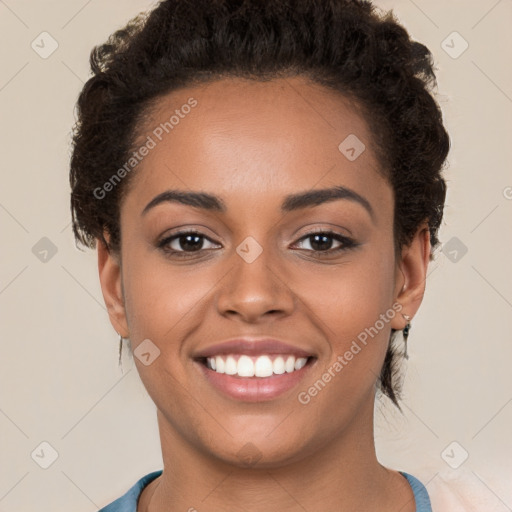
left=0, top=1, right=511, bottom=511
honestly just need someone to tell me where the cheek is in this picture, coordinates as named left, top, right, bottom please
left=307, top=243, right=397, bottom=382
left=314, top=245, right=396, bottom=332
left=121, top=254, right=215, bottom=346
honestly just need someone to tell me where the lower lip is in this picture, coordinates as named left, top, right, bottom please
left=195, top=359, right=315, bottom=402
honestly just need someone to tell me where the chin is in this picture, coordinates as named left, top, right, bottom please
left=200, top=425, right=322, bottom=470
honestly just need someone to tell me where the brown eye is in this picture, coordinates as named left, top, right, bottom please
left=293, top=231, right=358, bottom=256
left=158, top=230, right=220, bottom=256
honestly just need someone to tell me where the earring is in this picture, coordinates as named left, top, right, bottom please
left=118, top=333, right=123, bottom=367
left=402, top=314, right=411, bottom=359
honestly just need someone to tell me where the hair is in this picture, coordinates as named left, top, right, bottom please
left=69, top=0, right=450, bottom=410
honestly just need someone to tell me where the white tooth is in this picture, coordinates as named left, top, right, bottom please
left=254, top=355, right=273, bottom=377
left=237, top=355, right=255, bottom=377
left=225, top=355, right=237, bottom=375
left=294, top=357, right=307, bottom=370
left=285, top=356, right=296, bottom=373
left=215, top=356, right=225, bottom=373
left=209, top=357, right=216, bottom=370
left=272, top=356, right=285, bottom=375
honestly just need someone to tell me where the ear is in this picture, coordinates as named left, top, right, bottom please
left=97, top=234, right=129, bottom=337
left=390, top=222, right=431, bottom=330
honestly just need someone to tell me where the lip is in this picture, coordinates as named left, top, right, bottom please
left=192, top=337, right=316, bottom=402
left=194, top=356, right=316, bottom=402
left=193, top=338, right=315, bottom=359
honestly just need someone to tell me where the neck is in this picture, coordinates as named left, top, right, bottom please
left=141, top=393, right=411, bottom=512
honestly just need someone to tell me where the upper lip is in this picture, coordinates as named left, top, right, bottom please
left=193, top=338, right=315, bottom=359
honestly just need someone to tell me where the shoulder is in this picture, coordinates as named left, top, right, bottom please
left=98, top=470, right=163, bottom=512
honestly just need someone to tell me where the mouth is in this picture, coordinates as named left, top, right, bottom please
left=193, top=350, right=317, bottom=402
left=192, top=337, right=317, bottom=402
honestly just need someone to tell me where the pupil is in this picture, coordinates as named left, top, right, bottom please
left=180, top=234, right=202, bottom=251
left=311, top=234, right=332, bottom=251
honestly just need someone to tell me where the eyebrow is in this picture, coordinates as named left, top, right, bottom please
left=141, top=185, right=375, bottom=221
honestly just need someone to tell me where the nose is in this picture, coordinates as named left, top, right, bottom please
left=215, top=243, right=295, bottom=323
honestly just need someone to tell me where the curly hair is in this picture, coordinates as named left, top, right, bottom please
left=69, top=0, right=450, bottom=410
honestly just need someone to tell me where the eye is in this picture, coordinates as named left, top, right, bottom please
left=157, top=228, right=358, bottom=259
left=292, top=230, right=358, bottom=256
left=158, top=229, right=220, bottom=257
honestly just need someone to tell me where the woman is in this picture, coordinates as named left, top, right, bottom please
left=70, top=0, right=449, bottom=510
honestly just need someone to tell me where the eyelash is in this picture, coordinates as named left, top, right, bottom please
left=157, top=228, right=359, bottom=259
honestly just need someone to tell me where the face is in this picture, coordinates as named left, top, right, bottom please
left=98, top=76, right=429, bottom=468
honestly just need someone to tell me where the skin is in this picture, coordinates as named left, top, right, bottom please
left=97, top=76, right=430, bottom=512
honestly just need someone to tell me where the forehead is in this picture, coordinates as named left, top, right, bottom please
left=126, top=76, right=390, bottom=214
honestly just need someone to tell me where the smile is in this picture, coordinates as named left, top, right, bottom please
left=205, top=354, right=309, bottom=377
left=195, top=355, right=316, bottom=402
